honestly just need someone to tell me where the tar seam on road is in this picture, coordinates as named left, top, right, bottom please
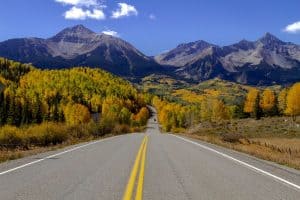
left=0, top=135, right=123, bottom=176
left=123, top=135, right=148, bottom=200
left=172, top=135, right=300, bottom=192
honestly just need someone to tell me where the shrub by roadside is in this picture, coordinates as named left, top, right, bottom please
left=183, top=117, right=300, bottom=169
left=0, top=123, right=82, bottom=150
left=0, top=120, right=146, bottom=163
left=0, top=126, right=23, bottom=149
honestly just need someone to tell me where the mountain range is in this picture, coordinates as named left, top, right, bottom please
left=0, top=25, right=163, bottom=79
left=1, top=25, right=300, bottom=85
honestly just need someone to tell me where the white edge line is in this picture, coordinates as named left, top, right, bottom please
left=172, top=134, right=300, bottom=191
left=0, top=135, right=121, bottom=176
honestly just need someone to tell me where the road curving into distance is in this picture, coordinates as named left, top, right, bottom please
left=0, top=107, right=300, bottom=199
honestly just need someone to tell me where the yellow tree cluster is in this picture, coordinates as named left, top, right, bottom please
left=244, top=88, right=260, bottom=119
left=211, top=98, right=229, bottom=122
left=259, top=89, right=276, bottom=116
left=0, top=59, right=148, bottom=128
left=153, top=97, right=190, bottom=131
left=200, top=97, right=229, bottom=122
left=243, top=83, right=300, bottom=120
left=285, top=83, right=300, bottom=121
left=132, top=107, right=150, bottom=126
left=64, top=103, right=91, bottom=125
left=277, top=89, right=287, bottom=115
left=153, top=95, right=229, bottom=131
left=101, top=95, right=149, bottom=129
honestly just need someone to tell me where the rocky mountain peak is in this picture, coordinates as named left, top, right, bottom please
left=233, top=39, right=255, bottom=50
left=62, top=24, right=95, bottom=35
left=258, top=32, right=285, bottom=46
left=49, top=24, right=96, bottom=43
left=176, top=40, right=213, bottom=50
left=154, top=40, right=216, bottom=67
left=1, top=27, right=300, bottom=85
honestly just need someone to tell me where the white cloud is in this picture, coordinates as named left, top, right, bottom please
left=56, top=1, right=138, bottom=21
left=55, top=0, right=106, bottom=20
left=55, top=0, right=98, bottom=7
left=102, top=30, right=120, bottom=37
left=284, top=21, right=300, bottom=33
left=149, top=14, right=156, bottom=20
left=64, top=6, right=105, bottom=20
left=111, top=3, right=138, bottom=19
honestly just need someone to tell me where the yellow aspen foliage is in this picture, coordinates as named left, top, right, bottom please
left=152, top=96, right=201, bottom=131
left=64, top=103, right=91, bottom=125
left=244, top=89, right=259, bottom=113
left=278, top=88, right=287, bottom=115
left=204, top=89, right=221, bottom=97
left=285, top=83, right=300, bottom=121
left=0, top=76, right=10, bottom=86
left=259, top=89, right=276, bottom=114
left=152, top=96, right=166, bottom=111
left=178, top=106, right=188, bottom=127
left=119, top=107, right=131, bottom=124
left=172, top=89, right=204, bottom=104
left=211, top=99, right=229, bottom=122
left=124, top=99, right=134, bottom=111
left=0, top=59, right=144, bottom=127
left=142, top=93, right=154, bottom=104
left=159, top=104, right=175, bottom=131
left=90, top=95, right=102, bottom=113
left=133, top=107, right=149, bottom=125
left=200, top=98, right=212, bottom=121
left=101, top=96, right=122, bottom=117
left=244, top=88, right=261, bottom=119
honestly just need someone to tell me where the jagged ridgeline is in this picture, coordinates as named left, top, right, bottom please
left=0, top=57, right=148, bottom=127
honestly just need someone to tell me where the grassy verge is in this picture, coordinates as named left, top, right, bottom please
left=182, top=117, right=300, bottom=170
left=0, top=122, right=145, bottom=163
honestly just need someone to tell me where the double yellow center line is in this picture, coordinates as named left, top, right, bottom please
left=123, top=135, right=148, bottom=200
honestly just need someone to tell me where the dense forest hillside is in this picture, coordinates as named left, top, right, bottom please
left=0, top=58, right=150, bottom=155
left=0, top=58, right=149, bottom=162
left=0, top=57, right=149, bottom=127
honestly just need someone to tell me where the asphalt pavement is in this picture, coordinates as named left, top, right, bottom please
left=0, top=108, right=300, bottom=199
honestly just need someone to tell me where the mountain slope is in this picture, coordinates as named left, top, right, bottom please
left=158, top=33, right=300, bottom=85
left=0, top=25, right=162, bottom=78
left=220, top=33, right=300, bottom=72
left=155, top=40, right=216, bottom=67
left=1, top=26, right=300, bottom=85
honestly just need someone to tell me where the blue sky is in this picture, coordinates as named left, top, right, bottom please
left=0, top=0, right=300, bottom=55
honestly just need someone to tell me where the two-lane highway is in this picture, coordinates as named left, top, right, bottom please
left=0, top=108, right=300, bottom=199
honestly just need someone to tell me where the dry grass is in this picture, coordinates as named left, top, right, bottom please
left=184, top=117, right=300, bottom=169
left=0, top=122, right=145, bottom=163
left=0, top=135, right=107, bottom=163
